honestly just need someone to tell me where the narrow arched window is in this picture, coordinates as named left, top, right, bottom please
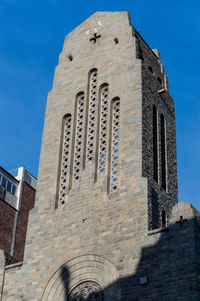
left=110, top=98, right=120, bottom=192
left=98, top=84, right=109, bottom=175
left=86, top=69, right=98, bottom=163
left=58, top=114, right=72, bottom=206
left=153, top=105, right=158, bottom=182
left=160, top=114, right=166, bottom=190
left=162, top=210, right=166, bottom=227
left=73, top=93, right=85, bottom=182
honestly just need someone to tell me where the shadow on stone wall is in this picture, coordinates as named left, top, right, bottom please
left=59, top=218, right=200, bottom=301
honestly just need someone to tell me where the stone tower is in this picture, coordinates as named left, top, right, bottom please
left=2, top=11, right=200, bottom=301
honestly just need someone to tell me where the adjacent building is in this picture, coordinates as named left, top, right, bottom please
left=0, top=166, right=36, bottom=263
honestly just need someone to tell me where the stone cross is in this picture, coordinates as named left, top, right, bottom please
left=176, top=216, right=187, bottom=227
left=90, top=33, right=101, bottom=43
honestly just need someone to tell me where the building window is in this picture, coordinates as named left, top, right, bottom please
left=2, top=177, right=7, bottom=189
left=86, top=69, right=98, bottom=163
left=110, top=98, right=120, bottom=192
left=148, top=66, right=153, bottom=73
left=162, top=210, right=166, bottom=227
left=157, top=77, right=162, bottom=84
left=98, top=84, right=109, bottom=175
left=153, top=105, right=158, bottom=182
left=0, top=175, right=17, bottom=196
left=160, top=114, right=166, bottom=190
left=7, top=181, right=12, bottom=193
left=11, top=185, right=16, bottom=196
left=58, top=114, right=72, bottom=206
left=139, top=55, right=144, bottom=62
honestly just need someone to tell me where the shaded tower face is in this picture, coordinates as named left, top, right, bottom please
left=137, top=35, right=178, bottom=229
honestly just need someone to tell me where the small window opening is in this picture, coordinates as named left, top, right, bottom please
left=153, top=105, right=158, bottom=182
left=139, top=55, right=144, bottom=62
left=160, top=114, right=166, bottom=190
left=12, top=185, right=16, bottom=195
left=68, top=54, right=73, bottom=61
left=157, top=77, right=162, bottom=84
left=114, top=37, right=119, bottom=44
left=7, top=181, right=12, bottom=193
left=162, top=210, right=166, bottom=227
left=2, top=177, right=7, bottom=189
left=148, top=66, right=153, bottom=73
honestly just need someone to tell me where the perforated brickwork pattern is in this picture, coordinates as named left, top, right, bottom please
left=86, top=70, right=98, bottom=163
left=98, top=85, right=109, bottom=175
left=111, top=99, right=120, bottom=192
left=58, top=116, right=71, bottom=206
left=73, top=94, right=85, bottom=182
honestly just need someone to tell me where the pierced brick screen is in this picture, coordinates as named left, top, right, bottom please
left=110, top=98, right=120, bottom=192
left=86, top=69, right=98, bottom=163
left=58, top=115, right=72, bottom=206
left=73, top=93, right=85, bottom=182
left=98, top=84, right=109, bottom=175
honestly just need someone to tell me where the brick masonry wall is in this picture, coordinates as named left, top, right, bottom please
left=0, top=182, right=35, bottom=264
left=13, top=182, right=36, bottom=262
left=137, top=33, right=178, bottom=229
left=1, top=12, right=199, bottom=301
left=0, top=199, right=15, bottom=255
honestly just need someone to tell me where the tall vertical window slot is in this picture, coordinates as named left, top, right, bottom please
left=98, top=84, right=109, bottom=175
left=73, top=93, right=85, bottom=182
left=153, top=105, right=158, bottom=182
left=86, top=69, right=98, bottom=163
left=160, top=114, right=166, bottom=190
left=58, top=114, right=72, bottom=206
left=110, top=98, right=120, bottom=192
left=162, top=210, right=166, bottom=227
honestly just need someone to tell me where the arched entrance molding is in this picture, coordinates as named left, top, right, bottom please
left=42, top=254, right=120, bottom=301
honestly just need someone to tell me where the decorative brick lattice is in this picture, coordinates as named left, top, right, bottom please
left=58, top=115, right=71, bottom=206
left=67, top=281, right=104, bottom=301
left=111, top=99, right=120, bottom=192
left=73, top=94, right=85, bottom=182
left=86, top=70, right=98, bottom=162
left=98, top=85, right=109, bottom=175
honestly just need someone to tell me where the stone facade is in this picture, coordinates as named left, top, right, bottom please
left=1, top=11, right=200, bottom=301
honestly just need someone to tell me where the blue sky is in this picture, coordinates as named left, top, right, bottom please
left=0, top=0, right=199, bottom=211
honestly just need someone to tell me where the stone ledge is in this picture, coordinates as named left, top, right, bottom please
left=5, top=261, right=23, bottom=270
left=147, top=226, right=169, bottom=235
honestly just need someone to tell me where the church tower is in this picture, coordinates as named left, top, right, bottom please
left=5, top=12, right=200, bottom=301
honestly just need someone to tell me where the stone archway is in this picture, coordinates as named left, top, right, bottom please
left=42, top=254, right=120, bottom=301
left=67, top=281, right=104, bottom=301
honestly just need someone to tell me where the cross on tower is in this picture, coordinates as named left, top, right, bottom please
left=176, top=216, right=187, bottom=227
left=89, top=33, right=101, bottom=43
